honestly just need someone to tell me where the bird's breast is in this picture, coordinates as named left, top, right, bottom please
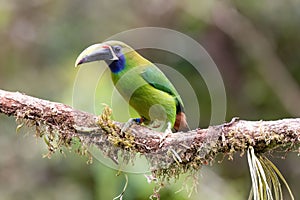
left=111, top=70, right=177, bottom=125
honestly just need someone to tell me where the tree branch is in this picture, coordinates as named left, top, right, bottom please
left=0, top=89, right=299, bottom=177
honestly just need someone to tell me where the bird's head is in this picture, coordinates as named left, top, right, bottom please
left=75, top=40, right=137, bottom=73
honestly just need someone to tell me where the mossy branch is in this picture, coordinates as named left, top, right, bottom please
left=0, top=89, right=299, bottom=178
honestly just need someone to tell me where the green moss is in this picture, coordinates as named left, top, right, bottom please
left=97, top=105, right=136, bottom=151
left=15, top=118, right=92, bottom=163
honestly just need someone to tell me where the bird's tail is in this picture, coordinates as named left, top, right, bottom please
left=173, top=112, right=190, bottom=132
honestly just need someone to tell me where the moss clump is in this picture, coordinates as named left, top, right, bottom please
left=15, top=118, right=92, bottom=163
left=97, top=105, right=135, bottom=151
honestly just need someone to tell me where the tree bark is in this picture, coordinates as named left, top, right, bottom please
left=0, top=89, right=299, bottom=176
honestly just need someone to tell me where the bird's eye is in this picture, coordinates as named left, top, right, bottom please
left=114, top=46, right=121, bottom=53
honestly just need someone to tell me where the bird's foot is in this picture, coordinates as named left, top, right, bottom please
left=149, top=120, right=161, bottom=129
left=159, top=122, right=172, bottom=147
left=164, top=121, right=173, bottom=134
left=121, top=117, right=143, bottom=134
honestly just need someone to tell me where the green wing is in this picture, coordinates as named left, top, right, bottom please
left=140, top=65, right=184, bottom=112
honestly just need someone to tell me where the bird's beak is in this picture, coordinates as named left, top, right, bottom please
left=75, top=43, right=119, bottom=67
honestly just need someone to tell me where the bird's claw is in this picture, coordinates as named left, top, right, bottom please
left=121, top=118, right=143, bottom=134
left=159, top=122, right=172, bottom=147
left=224, top=117, right=239, bottom=127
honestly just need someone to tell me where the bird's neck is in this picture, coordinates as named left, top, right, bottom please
left=106, top=54, right=125, bottom=74
left=107, top=51, right=150, bottom=74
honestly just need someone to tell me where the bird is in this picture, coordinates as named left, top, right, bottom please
left=75, top=40, right=189, bottom=132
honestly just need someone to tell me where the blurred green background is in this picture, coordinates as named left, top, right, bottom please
left=1, top=0, right=300, bottom=199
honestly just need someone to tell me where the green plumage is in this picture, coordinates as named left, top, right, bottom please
left=75, top=40, right=188, bottom=131
left=111, top=49, right=182, bottom=127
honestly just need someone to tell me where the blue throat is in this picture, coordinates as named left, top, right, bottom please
left=107, top=54, right=125, bottom=74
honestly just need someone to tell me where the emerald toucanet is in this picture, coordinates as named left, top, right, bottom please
left=75, top=41, right=189, bottom=132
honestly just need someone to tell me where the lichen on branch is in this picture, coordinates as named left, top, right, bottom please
left=0, top=89, right=300, bottom=180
